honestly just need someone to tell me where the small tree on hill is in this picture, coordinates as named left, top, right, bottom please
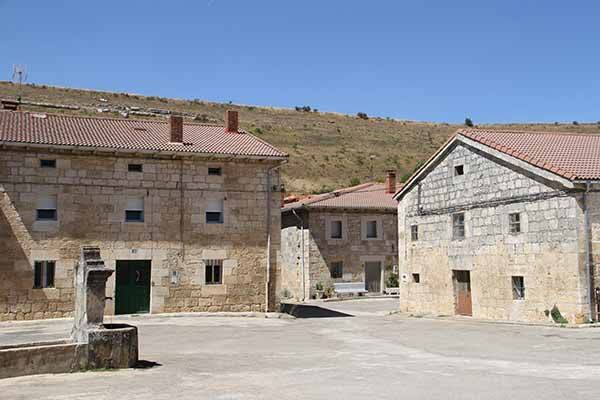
left=357, top=112, right=369, bottom=120
left=465, top=118, right=474, bottom=127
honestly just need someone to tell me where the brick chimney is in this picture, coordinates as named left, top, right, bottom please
left=225, top=110, right=239, bottom=133
left=169, top=115, right=183, bottom=143
left=385, top=170, right=396, bottom=194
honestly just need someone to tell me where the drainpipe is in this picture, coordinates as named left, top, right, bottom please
left=291, top=208, right=306, bottom=301
left=265, top=161, right=287, bottom=312
left=583, top=181, right=595, bottom=321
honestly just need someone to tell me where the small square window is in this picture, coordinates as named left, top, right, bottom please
left=208, top=167, right=222, bottom=176
left=512, top=276, right=525, bottom=300
left=452, top=213, right=465, bottom=240
left=509, top=213, right=521, bottom=234
left=366, top=220, right=378, bottom=239
left=34, top=261, right=55, bottom=288
left=454, top=165, right=464, bottom=176
left=330, top=220, right=343, bottom=239
left=330, top=261, right=343, bottom=279
left=411, top=225, right=419, bottom=241
left=205, top=260, right=223, bottom=284
left=40, top=159, right=56, bottom=168
left=412, top=273, right=420, bottom=283
left=128, top=163, right=143, bottom=172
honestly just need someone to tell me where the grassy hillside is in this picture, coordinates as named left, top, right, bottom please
left=1, top=81, right=599, bottom=193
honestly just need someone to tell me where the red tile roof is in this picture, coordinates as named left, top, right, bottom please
left=0, top=111, right=287, bottom=159
left=458, top=128, right=600, bottom=180
left=283, top=182, right=400, bottom=212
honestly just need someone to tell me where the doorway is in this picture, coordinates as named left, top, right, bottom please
left=452, top=270, right=472, bottom=316
left=115, top=260, right=151, bottom=315
left=365, top=261, right=382, bottom=293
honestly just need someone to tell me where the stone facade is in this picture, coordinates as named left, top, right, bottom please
left=398, top=141, right=596, bottom=323
left=0, top=147, right=282, bottom=321
left=281, top=208, right=398, bottom=300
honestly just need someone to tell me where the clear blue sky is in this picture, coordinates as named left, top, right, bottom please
left=1, top=0, right=599, bottom=123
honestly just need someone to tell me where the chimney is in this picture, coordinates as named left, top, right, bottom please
left=225, top=110, right=239, bottom=133
left=385, top=170, right=396, bottom=194
left=169, top=115, right=183, bottom=143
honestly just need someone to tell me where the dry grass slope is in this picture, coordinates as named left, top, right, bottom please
left=2, top=81, right=599, bottom=193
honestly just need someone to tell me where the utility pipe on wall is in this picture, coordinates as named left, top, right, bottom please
left=583, top=182, right=595, bottom=321
left=291, top=208, right=306, bottom=301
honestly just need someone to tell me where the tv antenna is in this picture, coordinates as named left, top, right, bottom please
left=11, top=65, right=28, bottom=101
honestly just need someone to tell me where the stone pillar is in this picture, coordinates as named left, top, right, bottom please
left=71, top=247, right=114, bottom=343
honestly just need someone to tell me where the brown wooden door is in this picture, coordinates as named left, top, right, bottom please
left=453, top=270, right=472, bottom=316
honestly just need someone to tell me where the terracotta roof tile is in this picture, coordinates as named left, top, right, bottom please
left=458, top=128, right=600, bottom=180
left=0, top=110, right=287, bottom=159
left=283, top=182, right=400, bottom=211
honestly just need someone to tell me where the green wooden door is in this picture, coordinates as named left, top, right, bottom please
left=115, top=260, right=151, bottom=315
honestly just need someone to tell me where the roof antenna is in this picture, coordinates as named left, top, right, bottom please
left=11, top=65, right=28, bottom=102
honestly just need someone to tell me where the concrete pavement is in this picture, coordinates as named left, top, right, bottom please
left=1, top=298, right=600, bottom=399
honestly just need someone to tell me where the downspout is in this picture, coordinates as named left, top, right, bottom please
left=291, top=208, right=306, bottom=301
left=583, top=181, right=595, bottom=321
left=266, top=161, right=287, bottom=312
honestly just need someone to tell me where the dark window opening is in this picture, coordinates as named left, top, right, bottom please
left=125, top=210, right=144, bottom=222
left=509, top=213, right=521, bottom=234
left=366, top=220, right=378, bottom=238
left=34, top=261, right=55, bottom=288
left=330, top=261, right=343, bottom=279
left=512, top=276, right=525, bottom=300
left=454, top=165, right=464, bottom=176
left=40, top=159, right=56, bottom=168
left=208, top=167, right=222, bottom=176
left=331, top=220, right=343, bottom=239
left=412, top=273, right=420, bottom=283
left=452, top=213, right=465, bottom=240
left=411, top=225, right=419, bottom=241
left=36, top=209, right=57, bottom=221
left=128, top=163, right=143, bottom=172
left=206, top=211, right=223, bottom=224
left=205, top=260, right=223, bottom=284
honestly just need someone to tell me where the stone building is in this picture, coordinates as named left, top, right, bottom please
left=395, top=128, right=600, bottom=323
left=281, top=172, right=399, bottom=300
left=0, top=109, right=287, bottom=321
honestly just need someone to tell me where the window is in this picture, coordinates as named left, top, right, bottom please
left=452, top=213, right=465, bottom=240
left=208, top=167, right=222, bottom=176
left=454, top=165, right=464, bottom=176
left=330, top=220, right=343, bottom=239
left=411, top=225, right=419, bottom=241
left=34, top=261, right=55, bottom=288
left=412, top=273, right=420, bottom=283
left=206, top=200, right=224, bottom=224
left=36, top=195, right=57, bottom=221
left=509, top=213, right=521, bottom=234
left=366, top=220, right=378, bottom=239
left=330, top=261, right=343, bottom=279
left=512, top=276, right=525, bottom=300
left=40, top=159, right=56, bottom=168
left=205, top=259, right=223, bottom=284
left=125, top=198, right=144, bottom=222
left=128, top=163, right=143, bottom=172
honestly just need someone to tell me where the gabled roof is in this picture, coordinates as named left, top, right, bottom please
left=283, top=182, right=400, bottom=212
left=394, top=128, right=600, bottom=200
left=0, top=110, right=287, bottom=159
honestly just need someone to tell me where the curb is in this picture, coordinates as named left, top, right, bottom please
left=396, top=313, right=600, bottom=329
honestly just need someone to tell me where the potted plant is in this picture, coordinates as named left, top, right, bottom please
left=315, top=282, right=324, bottom=299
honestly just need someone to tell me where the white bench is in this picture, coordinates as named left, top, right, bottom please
left=334, top=282, right=368, bottom=297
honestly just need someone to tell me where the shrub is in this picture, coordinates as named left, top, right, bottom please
left=465, top=117, right=474, bottom=127
left=315, top=282, right=324, bottom=291
left=357, top=112, right=369, bottom=120
left=386, top=273, right=399, bottom=288
left=350, top=177, right=361, bottom=186
left=550, top=305, right=568, bottom=324
left=572, top=120, right=579, bottom=125
left=194, top=114, right=210, bottom=123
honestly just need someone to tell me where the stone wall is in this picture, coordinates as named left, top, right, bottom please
left=0, top=148, right=282, bottom=320
left=280, top=226, right=309, bottom=301
left=398, top=142, right=589, bottom=323
left=306, top=209, right=397, bottom=298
